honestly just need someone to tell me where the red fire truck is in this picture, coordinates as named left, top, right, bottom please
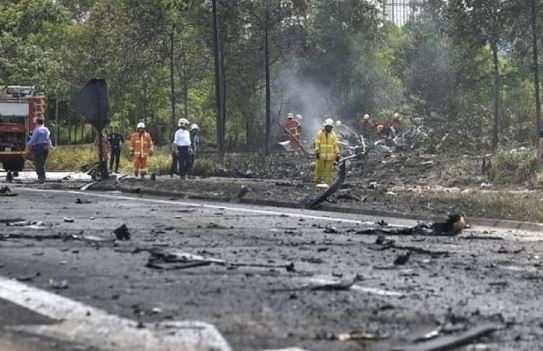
left=0, top=85, right=46, bottom=172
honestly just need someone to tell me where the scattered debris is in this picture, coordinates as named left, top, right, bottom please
left=147, top=249, right=295, bottom=272
left=49, top=279, right=69, bottom=290
left=6, top=220, right=47, bottom=229
left=393, top=251, right=411, bottom=265
left=64, top=233, right=115, bottom=243
left=356, top=214, right=467, bottom=237
left=0, top=218, right=24, bottom=223
left=323, top=226, right=338, bottom=234
left=272, top=275, right=362, bottom=293
left=1, top=232, right=61, bottom=240
left=0, top=186, right=16, bottom=196
left=16, top=272, right=41, bottom=282
left=316, top=330, right=384, bottom=341
left=310, top=276, right=359, bottom=291
left=393, top=323, right=500, bottom=351
left=80, top=182, right=97, bottom=191
left=431, top=213, right=466, bottom=235
left=75, top=198, right=92, bottom=204
left=237, top=185, right=249, bottom=200
left=305, top=162, right=347, bottom=209
left=113, top=224, right=131, bottom=241
left=336, top=331, right=383, bottom=341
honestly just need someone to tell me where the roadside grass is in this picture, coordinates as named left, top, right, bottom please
left=45, top=144, right=222, bottom=176
left=394, top=189, right=543, bottom=223
left=444, top=147, right=542, bottom=187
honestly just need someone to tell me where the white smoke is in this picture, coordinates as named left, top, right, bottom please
left=274, top=66, right=334, bottom=142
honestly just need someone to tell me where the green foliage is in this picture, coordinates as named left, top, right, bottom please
left=47, top=144, right=98, bottom=171
left=0, top=0, right=541, bottom=162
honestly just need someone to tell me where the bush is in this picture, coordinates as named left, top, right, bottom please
left=46, top=144, right=173, bottom=174
left=490, top=147, right=540, bottom=184
left=47, top=145, right=98, bottom=171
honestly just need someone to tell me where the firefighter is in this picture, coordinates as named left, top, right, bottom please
left=188, top=123, right=200, bottom=176
left=314, top=118, right=340, bottom=186
left=359, top=114, right=374, bottom=141
left=108, top=127, right=124, bottom=173
left=173, top=118, right=192, bottom=179
left=129, top=122, right=153, bottom=179
left=284, top=112, right=302, bottom=152
left=388, top=113, right=402, bottom=138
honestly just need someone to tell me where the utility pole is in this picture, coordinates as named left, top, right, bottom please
left=531, top=0, right=542, bottom=142
left=211, top=0, right=224, bottom=161
left=264, top=0, right=271, bottom=155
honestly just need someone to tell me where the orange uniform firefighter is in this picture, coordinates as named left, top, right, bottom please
left=129, top=122, right=154, bottom=179
left=284, top=112, right=302, bottom=151
left=314, top=118, right=340, bottom=185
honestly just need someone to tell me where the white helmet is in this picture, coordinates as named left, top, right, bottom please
left=178, top=118, right=189, bottom=127
left=335, top=120, right=342, bottom=126
left=295, top=114, right=303, bottom=120
left=287, top=112, right=294, bottom=119
left=137, top=122, right=145, bottom=129
left=323, top=118, right=334, bottom=127
left=363, top=114, right=370, bottom=120
left=190, top=123, right=199, bottom=131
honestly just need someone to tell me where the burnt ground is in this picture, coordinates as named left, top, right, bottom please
left=95, top=151, right=543, bottom=224
left=0, top=185, right=542, bottom=350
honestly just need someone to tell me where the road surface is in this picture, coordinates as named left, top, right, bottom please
left=0, top=185, right=542, bottom=351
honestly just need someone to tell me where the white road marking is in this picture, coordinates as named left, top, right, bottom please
left=0, top=276, right=231, bottom=351
left=18, top=187, right=406, bottom=227
left=302, top=276, right=404, bottom=297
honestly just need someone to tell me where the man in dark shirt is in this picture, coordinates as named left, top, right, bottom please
left=108, top=127, right=124, bottom=173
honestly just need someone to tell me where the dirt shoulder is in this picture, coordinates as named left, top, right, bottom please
left=91, top=171, right=542, bottom=227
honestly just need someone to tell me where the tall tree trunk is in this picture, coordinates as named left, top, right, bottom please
left=170, top=23, right=176, bottom=129
left=181, top=51, right=189, bottom=119
left=531, top=0, right=542, bottom=142
left=54, top=98, right=59, bottom=146
left=264, top=0, right=271, bottom=155
left=211, top=0, right=224, bottom=160
left=491, top=43, right=500, bottom=150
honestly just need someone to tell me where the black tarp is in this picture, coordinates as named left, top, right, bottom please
left=71, top=79, right=110, bottom=131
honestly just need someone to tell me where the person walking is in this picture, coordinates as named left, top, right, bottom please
left=107, top=127, right=124, bottom=173
left=173, top=118, right=192, bottom=179
left=25, top=118, right=51, bottom=184
left=129, top=122, right=153, bottom=179
left=314, top=118, right=340, bottom=186
left=188, top=123, right=200, bottom=176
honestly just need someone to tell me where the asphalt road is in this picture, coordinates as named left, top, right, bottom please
left=0, top=184, right=542, bottom=351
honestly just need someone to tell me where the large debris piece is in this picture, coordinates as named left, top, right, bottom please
left=393, top=323, right=501, bottom=351
left=147, top=249, right=295, bottom=272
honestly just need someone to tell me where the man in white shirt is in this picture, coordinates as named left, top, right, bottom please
left=173, top=118, right=192, bottom=179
